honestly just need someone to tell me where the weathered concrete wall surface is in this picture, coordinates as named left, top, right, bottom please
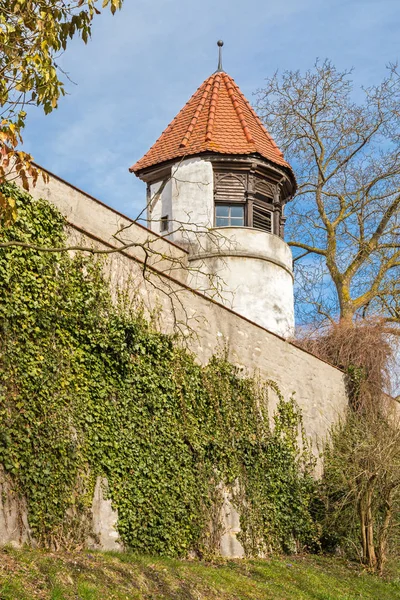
left=0, top=472, right=31, bottom=548
left=148, top=157, right=214, bottom=240
left=220, top=484, right=245, bottom=558
left=170, top=158, right=214, bottom=238
left=0, top=473, right=123, bottom=551
left=188, top=227, right=295, bottom=337
left=9, top=168, right=350, bottom=555
left=89, top=477, right=123, bottom=552
left=30, top=168, right=190, bottom=283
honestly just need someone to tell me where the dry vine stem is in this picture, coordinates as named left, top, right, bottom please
left=295, top=319, right=398, bottom=409
left=1, top=162, right=238, bottom=337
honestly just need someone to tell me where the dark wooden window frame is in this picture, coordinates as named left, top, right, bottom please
left=215, top=203, right=246, bottom=227
left=213, top=164, right=278, bottom=235
left=214, top=198, right=274, bottom=233
left=160, top=214, right=169, bottom=232
left=252, top=200, right=274, bottom=234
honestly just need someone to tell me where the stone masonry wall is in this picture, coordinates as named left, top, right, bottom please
left=4, top=167, right=349, bottom=555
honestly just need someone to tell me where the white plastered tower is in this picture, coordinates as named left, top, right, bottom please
left=130, top=58, right=297, bottom=339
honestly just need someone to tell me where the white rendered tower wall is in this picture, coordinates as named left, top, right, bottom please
left=146, top=157, right=295, bottom=338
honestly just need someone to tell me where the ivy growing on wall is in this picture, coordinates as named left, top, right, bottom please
left=0, top=183, right=318, bottom=556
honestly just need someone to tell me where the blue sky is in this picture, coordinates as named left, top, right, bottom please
left=23, top=0, right=400, bottom=220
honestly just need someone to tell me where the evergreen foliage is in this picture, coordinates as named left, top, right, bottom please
left=0, top=183, right=317, bottom=556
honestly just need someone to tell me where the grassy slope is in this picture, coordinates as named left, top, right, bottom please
left=1, top=549, right=400, bottom=600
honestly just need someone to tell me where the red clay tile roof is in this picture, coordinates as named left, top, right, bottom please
left=130, top=71, right=293, bottom=175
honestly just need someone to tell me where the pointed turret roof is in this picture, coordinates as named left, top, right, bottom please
left=130, top=70, right=293, bottom=176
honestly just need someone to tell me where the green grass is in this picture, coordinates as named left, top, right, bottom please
left=0, top=548, right=399, bottom=600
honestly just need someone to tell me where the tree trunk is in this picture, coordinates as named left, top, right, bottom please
left=335, top=277, right=356, bottom=325
left=339, top=303, right=356, bottom=325
left=377, top=498, right=393, bottom=575
left=359, top=498, right=367, bottom=561
left=365, top=489, right=377, bottom=570
left=359, top=490, right=377, bottom=571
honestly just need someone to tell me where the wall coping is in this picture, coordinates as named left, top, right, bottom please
left=32, top=163, right=189, bottom=255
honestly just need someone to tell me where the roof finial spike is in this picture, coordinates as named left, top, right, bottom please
left=217, top=40, right=224, bottom=72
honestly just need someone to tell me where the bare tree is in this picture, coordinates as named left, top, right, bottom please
left=256, top=60, right=400, bottom=332
left=323, top=407, right=400, bottom=574
left=298, top=319, right=400, bottom=573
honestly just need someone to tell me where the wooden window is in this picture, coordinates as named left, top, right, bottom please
left=214, top=174, right=246, bottom=203
left=215, top=204, right=245, bottom=227
left=254, top=174, right=275, bottom=202
left=160, top=215, right=169, bottom=232
left=213, top=169, right=278, bottom=234
left=253, top=204, right=273, bottom=233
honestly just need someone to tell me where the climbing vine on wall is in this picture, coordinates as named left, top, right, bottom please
left=0, top=183, right=318, bottom=556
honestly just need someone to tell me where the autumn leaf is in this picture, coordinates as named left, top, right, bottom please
left=0, top=0, right=123, bottom=224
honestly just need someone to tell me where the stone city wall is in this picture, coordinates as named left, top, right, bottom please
left=3, top=168, right=349, bottom=555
